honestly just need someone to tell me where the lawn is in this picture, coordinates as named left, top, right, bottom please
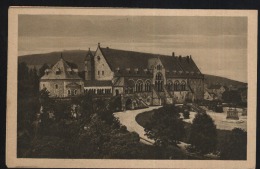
left=136, top=110, right=238, bottom=152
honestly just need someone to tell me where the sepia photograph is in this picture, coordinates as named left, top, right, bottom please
left=6, top=8, right=257, bottom=168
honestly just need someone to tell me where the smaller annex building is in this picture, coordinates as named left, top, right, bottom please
left=40, top=55, right=84, bottom=98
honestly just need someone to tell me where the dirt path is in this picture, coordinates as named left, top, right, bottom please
left=114, top=106, right=161, bottom=144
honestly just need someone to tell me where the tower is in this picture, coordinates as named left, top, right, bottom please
left=85, top=48, right=94, bottom=80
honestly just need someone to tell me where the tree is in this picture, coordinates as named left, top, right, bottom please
left=39, top=63, right=49, bottom=78
left=144, top=105, right=185, bottom=147
left=29, top=66, right=40, bottom=95
left=189, top=113, right=217, bottom=154
left=222, top=91, right=242, bottom=106
left=220, top=128, right=247, bottom=160
left=182, top=104, right=190, bottom=119
left=79, top=93, right=94, bottom=119
left=18, top=62, right=29, bottom=81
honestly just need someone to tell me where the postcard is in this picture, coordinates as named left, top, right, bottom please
left=6, top=7, right=257, bottom=168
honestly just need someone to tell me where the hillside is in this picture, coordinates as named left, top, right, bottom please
left=18, top=50, right=90, bottom=71
left=204, top=74, right=247, bottom=87
left=19, top=50, right=247, bottom=87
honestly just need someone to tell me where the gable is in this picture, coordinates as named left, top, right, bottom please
left=94, top=47, right=114, bottom=80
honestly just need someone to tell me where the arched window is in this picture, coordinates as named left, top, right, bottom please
left=174, top=80, right=180, bottom=91
left=167, top=81, right=173, bottom=91
left=155, top=73, right=163, bottom=92
left=135, top=80, right=143, bottom=92
left=181, top=81, right=186, bottom=91
left=156, top=73, right=162, bottom=80
left=68, top=89, right=71, bottom=95
left=74, top=89, right=77, bottom=95
left=55, top=84, right=58, bottom=89
left=157, top=65, right=162, bottom=70
left=145, top=80, right=151, bottom=92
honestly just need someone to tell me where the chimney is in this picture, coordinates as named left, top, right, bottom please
left=186, top=56, right=190, bottom=63
left=172, top=52, right=175, bottom=57
left=98, top=42, right=100, bottom=47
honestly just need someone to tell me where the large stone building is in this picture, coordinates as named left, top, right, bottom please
left=40, top=43, right=204, bottom=108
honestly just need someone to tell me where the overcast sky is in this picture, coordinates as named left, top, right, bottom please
left=18, top=15, right=247, bottom=82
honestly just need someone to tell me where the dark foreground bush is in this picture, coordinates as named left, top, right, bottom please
left=220, top=128, right=247, bottom=160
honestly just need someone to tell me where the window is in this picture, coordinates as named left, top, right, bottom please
left=145, top=81, right=151, bottom=92
left=115, top=89, right=119, bottom=96
left=181, top=81, right=186, bottom=91
left=155, top=73, right=163, bottom=92
left=74, top=89, right=77, bottom=95
left=102, top=71, right=104, bottom=75
left=157, top=65, right=162, bottom=70
left=174, top=81, right=180, bottom=91
left=68, top=90, right=71, bottom=95
left=55, top=84, right=58, bottom=89
left=97, top=56, right=100, bottom=61
left=98, top=71, right=100, bottom=75
left=156, top=73, right=162, bottom=80
left=167, top=81, right=173, bottom=91
left=135, top=81, right=143, bottom=92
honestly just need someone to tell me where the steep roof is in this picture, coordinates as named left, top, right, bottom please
left=99, top=47, right=202, bottom=77
left=41, top=57, right=82, bottom=80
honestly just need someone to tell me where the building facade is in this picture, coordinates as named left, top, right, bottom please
left=40, top=43, right=204, bottom=107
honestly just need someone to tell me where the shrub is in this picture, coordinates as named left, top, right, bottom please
left=183, top=109, right=190, bottom=119
left=220, top=128, right=247, bottom=160
left=144, top=105, right=185, bottom=147
left=189, top=113, right=217, bottom=154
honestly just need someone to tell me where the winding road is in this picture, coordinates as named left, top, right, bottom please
left=113, top=106, right=161, bottom=144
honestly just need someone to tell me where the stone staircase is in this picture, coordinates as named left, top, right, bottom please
left=190, top=103, right=206, bottom=114
left=131, top=94, right=149, bottom=109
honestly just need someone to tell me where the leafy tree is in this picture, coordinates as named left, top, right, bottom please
left=39, top=63, right=49, bottom=78
left=28, top=66, right=40, bottom=95
left=78, top=93, right=94, bottom=118
left=182, top=104, right=190, bottom=119
left=222, top=91, right=242, bottom=106
left=189, top=113, right=217, bottom=154
left=77, top=115, right=156, bottom=159
left=18, top=62, right=29, bottom=81
left=220, top=128, right=247, bottom=160
left=144, top=105, right=185, bottom=147
left=38, top=88, right=55, bottom=135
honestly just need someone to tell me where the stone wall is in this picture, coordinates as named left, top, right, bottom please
left=40, top=79, right=84, bottom=98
